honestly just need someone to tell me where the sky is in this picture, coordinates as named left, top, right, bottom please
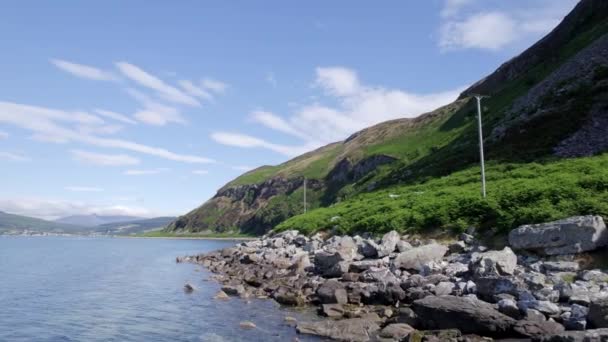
left=0, top=0, right=579, bottom=220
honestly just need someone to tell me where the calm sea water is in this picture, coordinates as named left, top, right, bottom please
left=0, top=236, right=319, bottom=342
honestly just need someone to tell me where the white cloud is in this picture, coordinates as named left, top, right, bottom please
left=124, top=168, right=170, bottom=176
left=0, top=151, right=30, bottom=162
left=202, top=78, right=228, bottom=93
left=115, top=62, right=200, bottom=106
left=65, top=186, right=104, bottom=192
left=250, top=110, right=307, bottom=139
left=0, top=101, right=212, bottom=163
left=0, top=131, right=8, bottom=139
left=192, top=169, right=209, bottom=175
left=315, top=67, right=360, bottom=96
left=210, top=132, right=320, bottom=157
left=439, top=12, right=517, bottom=51
left=126, top=88, right=186, bottom=126
left=441, top=0, right=474, bottom=18
left=71, top=149, right=140, bottom=166
left=51, top=59, right=117, bottom=81
left=0, top=197, right=154, bottom=220
left=232, top=165, right=253, bottom=172
left=95, top=109, right=137, bottom=125
left=178, top=80, right=213, bottom=101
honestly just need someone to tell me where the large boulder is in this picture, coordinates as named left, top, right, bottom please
left=314, top=251, right=350, bottom=278
left=317, top=279, right=348, bottom=304
left=377, top=230, right=400, bottom=257
left=512, top=320, right=565, bottom=338
left=509, top=216, right=608, bottom=255
left=296, top=316, right=381, bottom=342
left=470, top=247, right=518, bottom=277
left=589, top=298, right=608, bottom=328
left=537, top=329, right=608, bottom=342
left=393, top=243, right=448, bottom=271
left=412, top=295, right=516, bottom=336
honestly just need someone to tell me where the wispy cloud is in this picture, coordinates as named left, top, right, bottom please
left=0, top=151, right=30, bottom=162
left=71, top=149, right=140, bottom=166
left=115, top=62, right=200, bottom=106
left=178, top=80, right=213, bottom=101
left=192, top=169, right=209, bottom=175
left=65, top=186, right=104, bottom=192
left=0, top=101, right=212, bottom=163
left=201, top=78, right=228, bottom=93
left=0, top=197, right=155, bottom=220
left=212, top=66, right=461, bottom=156
left=125, top=88, right=186, bottom=126
left=51, top=59, right=117, bottom=81
left=0, top=131, right=8, bottom=139
left=438, top=0, right=577, bottom=51
left=123, top=168, right=170, bottom=176
left=95, top=109, right=137, bottom=125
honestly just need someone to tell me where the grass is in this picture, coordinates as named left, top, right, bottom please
left=275, top=154, right=608, bottom=236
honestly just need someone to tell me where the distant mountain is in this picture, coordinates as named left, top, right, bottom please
left=0, top=211, right=85, bottom=234
left=93, top=217, right=176, bottom=235
left=54, top=214, right=143, bottom=227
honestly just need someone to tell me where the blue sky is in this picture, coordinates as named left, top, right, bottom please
left=0, top=0, right=578, bottom=219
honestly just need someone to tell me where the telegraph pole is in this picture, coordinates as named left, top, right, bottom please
left=303, top=177, right=307, bottom=213
left=474, top=95, right=488, bottom=198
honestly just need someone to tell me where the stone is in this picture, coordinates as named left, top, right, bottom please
left=513, top=320, right=565, bottom=338
left=356, top=237, right=379, bottom=258
left=396, top=240, right=412, bottom=253
left=498, top=298, right=520, bottom=318
left=408, top=329, right=462, bottom=342
left=221, top=284, right=245, bottom=296
left=460, top=233, right=475, bottom=244
left=475, top=276, right=522, bottom=300
left=537, top=329, right=608, bottom=341
left=569, top=293, right=591, bottom=306
left=314, top=251, right=351, bottom=278
left=449, top=241, right=466, bottom=254
left=350, top=259, right=387, bottom=273
left=580, top=269, right=608, bottom=282
left=444, top=262, right=470, bottom=277
left=239, top=321, right=256, bottom=329
left=273, top=287, right=306, bottom=306
left=378, top=230, right=400, bottom=257
left=526, top=309, right=547, bottom=322
left=183, top=283, right=195, bottom=292
left=296, top=317, right=381, bottom=342
left=320, top=304, right=345, bottom=318
left=470, top=247, right=518, bottom=277
left=378, top=323, right=415, bottom=340
left=534, top=288, right=560, bottom=303
left=393, top=244, right=448, bottom=271
left=394, top=307, right=417, bottom=326
left=412, top=295, right=516, bottom=336
left=508, top=215, right=608, bottom=255
left=213, top=290, right=230, bottom=300
left=542, top=261, right=580, bottom=273
left=563, top=304, right=588, bottom=331
left=434, top=282, right=456, bottom=296
left=589, top=298, right=608, bottom=328
left=317, top=279, right=348, bottom=304
left=518, top=300, right=561, bottom=316
left=360, top=268, right=400, bottom=286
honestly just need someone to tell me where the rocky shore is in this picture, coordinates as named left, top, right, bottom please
left=179, top=215, right=608, bottom=341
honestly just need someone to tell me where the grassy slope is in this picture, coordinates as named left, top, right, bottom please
left=0, top=211, right=86, bottom=234
left=93, top=217, right=176, bottom=235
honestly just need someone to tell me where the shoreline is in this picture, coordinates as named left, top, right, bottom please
left=117, top=235, right=256, bottom=241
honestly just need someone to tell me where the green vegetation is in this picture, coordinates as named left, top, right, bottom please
left=0, top=211, right=86, bottom=234
left=276, top=154, right=608, bottom=235
left=138, top=230, right=253, bottom=239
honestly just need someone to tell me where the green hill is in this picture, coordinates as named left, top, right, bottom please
left=93, top=217, right=176, bottom=235
left=166, top=0, right=608, bottom=236
left=0, top=211, right=86, bottom=235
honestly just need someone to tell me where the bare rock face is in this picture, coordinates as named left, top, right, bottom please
left=509, top=216, right=608, bottom=255
left=412, top=295, right=516, bottom=336
left=393, top=244, right=448, bottom=271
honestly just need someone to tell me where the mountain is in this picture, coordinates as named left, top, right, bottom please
left=167, top=0, right=608, bottom=236
left=54, top=214, right=143, bottom=227
left=92, top=217, right=176, bottom=235
left=0, top=211, right=86, bottom=235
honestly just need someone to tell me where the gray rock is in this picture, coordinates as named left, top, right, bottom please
left=542, top=261, right=580, bottom=273
left=412, top=295, right=516, bottom=336
left=508, top=215, right=608, bottom=255
left=589, top=298, right=608, bottom=328
left=396, top=240, right=412, bottom=253
left=569, top=292, right=591, bottom=306
left=314, top=251, right=351, bottom=278
left=534, top=288, right=560, bottom=303
left=444, top=262, right=470, bottom=277
left=449, top=241, right=466, bottom=254
left=378, top=323, right=415, bottom=340
left=470, top=247, right=518, bottom=276
left=350, top=259, right=387, bottom=273
left=513, top=319, right=565, bottom=338
left=378, top=230, right=400, bottom=257
left=526, top=309, right=547, bottom=322
left=537, top=329, right=608, bottom=341
left=518, top=300, right=561, bottom=316
left=320, top=303, right=345, bottom=318
left=393, top=244, right=448, bottom=271
left=317, top=279, right=348, bottom=304
left=434, top=281, right=456, bottom=296
left=296, top=316, right=381, bottom=342
left=498, top=298, right=520, bottom=318
left=221, top=284, right=245, bottom=296
left=580, top=269, right=608, bottom=282
left=563, top=304, right=588, bottom=331
left=460, top=233, right=475, bottom=244
left=475, top=276, right=522, bottom=299
left=360, top=267, right=400, bottom=286
left=355, top=236, right=379, bottom=258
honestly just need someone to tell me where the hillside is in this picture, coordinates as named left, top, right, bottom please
left=167, top=0, right=608, bottom=235
left=93, top=217, right=176, bottom=235
left=0, top=211, right=85, bottom=235
left=55, top=214, right=143, bottom=227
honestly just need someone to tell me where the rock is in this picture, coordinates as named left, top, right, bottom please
left=569, top=293, right=591, bottom=306
left=239, top=321, right=256, bottom=329
left=183, top=283, right=195, bottom=292
left=221, top=284, right=245, bottom=296
left=407, top=329, right=462, bottom=342
left=434, top=282, right=456, bottom=296
left=394, top=307, right=418, bottom=326
left=320, top=303, right=345, bottom=318
left=526, top=309, right=547, bottom=322
left=378, top=323, right=415, bottom=340
left=563, top=304, right=588, bottom=331
left=542, top=261, right=580, bottom=273
left=360, top=267, right=400, bottom=286
left=273, top=286, right=306, bottom=306
left=378, top=231, right=400, bottom=257
left=579, top=269, right=608, bottom=282
left=498, top=298, right=521, bottom=318
left=589, top=298, right=608, bottom=328
left=213, top=290, right=230, bottom=300
left=518, top=300, right=561, bottom=316
left=537, top=328, right=608, bottom=341
left=393, top=244, right=448, bottom=271
left=356, top=237, right=379, bottom=258
left=317, top=279, right=348, bottom=304
left=513, top=320, right=565, bottom=338
left=396, top=240, right=412, bottom=253
left=296, top=317, right=381, bottom=342
left=350, top=259, right=387, bottom=273
left=412, top=295, right=516, bottom=336
left=314, top=251, right=351, bottom=278
left=444, top=262, right=470, bottom=277
left=475, top=276, right=522, bottom=300
left=449, top=241, right=466, bottom=254
left=470, top=247, right=518, bottom=277
left=508, top=215, right=608, bottom=255
left=460, top=233, right=475, bottom=244
left=284, top=316, right=298, bottom=326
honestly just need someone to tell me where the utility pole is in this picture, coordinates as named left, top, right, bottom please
left=303, top=177, right=307, bottom=213
left=474, top=95, right=488, bottom=198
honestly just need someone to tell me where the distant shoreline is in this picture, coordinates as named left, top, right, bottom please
left=116, top=235, right=256, bottom=241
